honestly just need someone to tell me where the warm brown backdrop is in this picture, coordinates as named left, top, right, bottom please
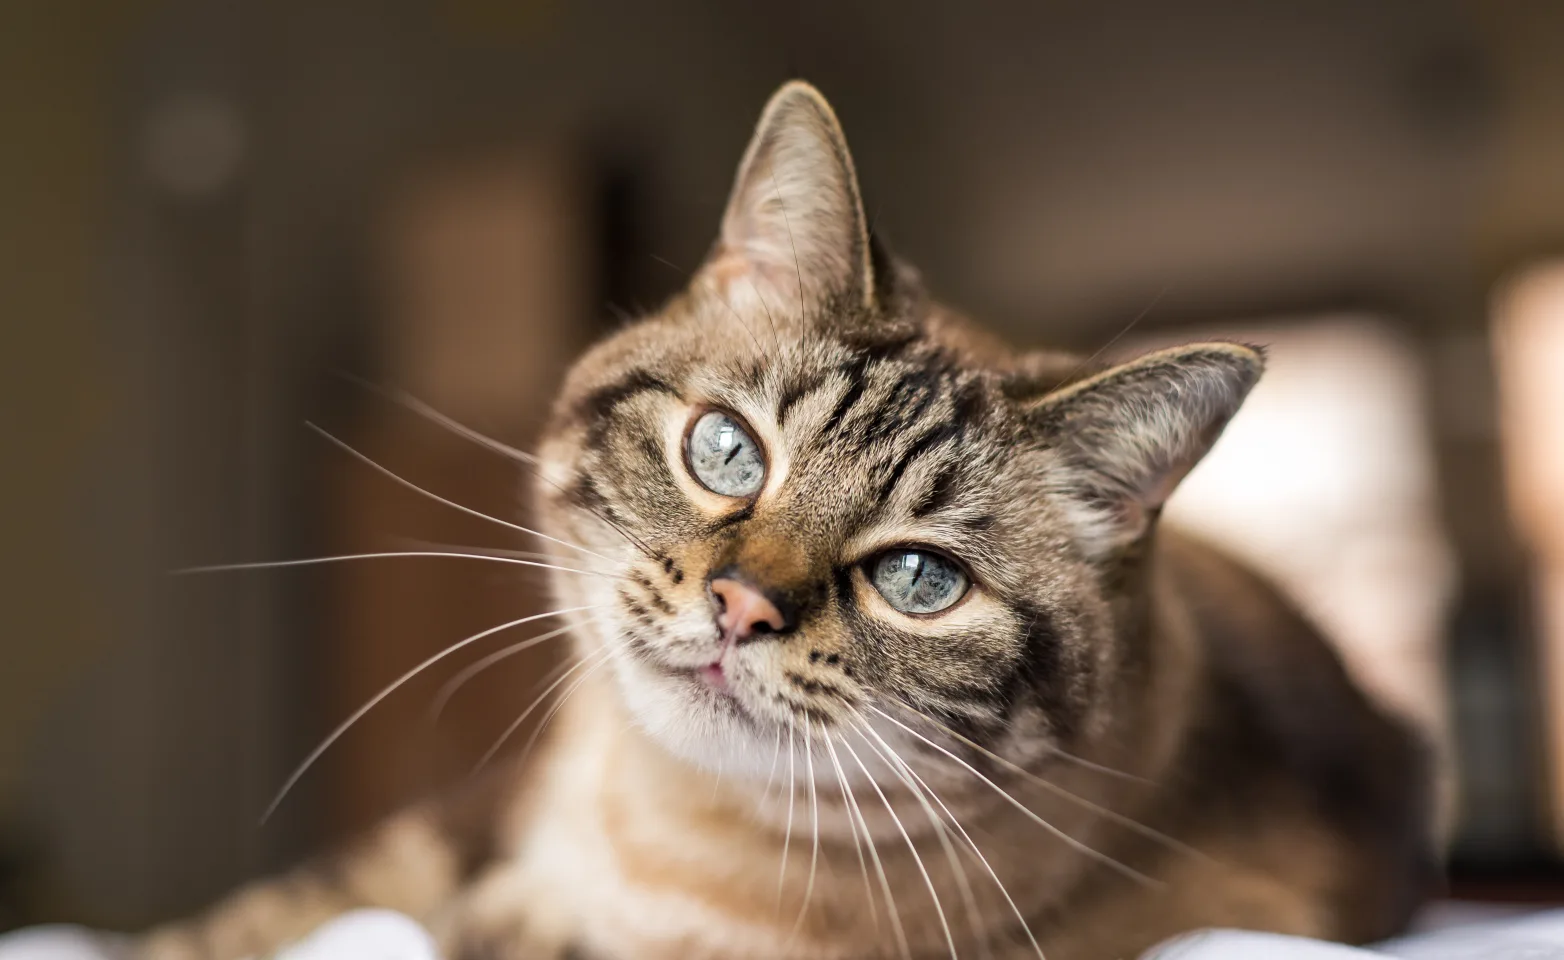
left=6, top=0, right=1564, bottom=930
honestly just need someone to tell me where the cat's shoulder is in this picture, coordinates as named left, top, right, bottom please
left=1155, top=529, right=1440, bottom=941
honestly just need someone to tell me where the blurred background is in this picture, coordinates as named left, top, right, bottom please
left=4, top=0, right=1564, bottom=935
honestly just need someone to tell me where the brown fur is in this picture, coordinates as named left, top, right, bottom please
left=138, top=81, right=1436, bottom=960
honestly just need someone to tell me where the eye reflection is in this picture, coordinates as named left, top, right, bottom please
left=869, top=549, right=968, bottom=615
left=686, top=410, right=766, bottom=497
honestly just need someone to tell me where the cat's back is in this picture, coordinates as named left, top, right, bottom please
left=1155, top=530, right=1440, bottom=943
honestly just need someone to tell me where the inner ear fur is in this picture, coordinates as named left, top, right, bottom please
left=698, top=80, right=875, bottom=320
left=1025, top=342, right=1265, bottom=558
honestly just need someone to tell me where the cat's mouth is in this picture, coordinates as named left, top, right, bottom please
left=695, top=661, right=729, bottom=692
left=671, top=659, right=754, bottom=725
left=687, top=639, right=745, bottom=707
left=631, top=633, right=743, bottom=703
left=614, top=614, right=778, bottom=730
left=666, top=642, right=758, bottom=719
left=693, top=629, right=742, bottom=694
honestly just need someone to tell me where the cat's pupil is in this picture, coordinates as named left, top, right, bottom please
left=870, top=550, right=968, bottom=615
left=687, top=411, right=766, bottom=497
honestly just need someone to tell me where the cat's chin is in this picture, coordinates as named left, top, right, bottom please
left=609, top=653, right=783, bottom=776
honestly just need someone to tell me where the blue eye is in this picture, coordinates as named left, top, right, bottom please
left=686, top=411, right=766, bottom=497
left=869, top=550, right=969, bottom=615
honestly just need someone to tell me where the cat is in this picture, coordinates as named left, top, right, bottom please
left=139, top=80, right=1437, bottom=960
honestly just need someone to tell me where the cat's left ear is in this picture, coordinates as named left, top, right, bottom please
left=700, top=81, right=875, bottom=318
left=1025, top=343, right=1264, bottom=560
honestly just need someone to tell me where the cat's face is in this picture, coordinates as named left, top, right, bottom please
left=539, top=313, right=1095, bottom=774
left=535, top=82, right=1261, bottom=778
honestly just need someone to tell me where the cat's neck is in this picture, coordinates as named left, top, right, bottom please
left=583, top=676, right=1156, bottom=854
left=521, top=670, right=1173, bottom=958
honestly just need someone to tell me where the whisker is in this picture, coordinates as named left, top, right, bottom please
left=520, top=656, right=616, bottom=764
left=648, top=252, right=685, bottom=275
left=778, top=713, right=797, bottom=911
left=769, top=168, right=808, bottom=324
left=653, top=251, right=771, bottom=354
left=1059, top=285, right=1169, bottom=384
left=878, top=735, right=1047, bottom=960
left=472, top=648, right=612, bottom=774
left=757, top=723, right=784, bottom=817
left=260, top=603, right=600, bottom=823
left=885, top=702, right=1201, bottom=863
left=745, top=275, right=782, bottom=351
left=840, top=725, right=958, bottom=960
left=710, top=286, right=769, bottom=355
left=395, top=538, right=622, bottom=579
left=867, top=705, right=1161, bottom=887
left=428, top=624, right=579, bottom=722
left=335, top=372, right=542, bottom=466
left=1036, top=747, right=1150, bottom=784
left=822, top=731, right=882, bottom=938
left=330, top=381, right=660, bottom=562
left=853, top=711, right=985, bottom=958
left=176, top=551, right=621, bottom=581
left=787, top=714, right=822, bottom=941
left=509, top=646, right=621, bottom=772
left=305, top=421, right=617, bottom=564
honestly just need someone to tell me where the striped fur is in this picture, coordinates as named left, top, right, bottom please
left=139, top=81, right=1435, bottom=960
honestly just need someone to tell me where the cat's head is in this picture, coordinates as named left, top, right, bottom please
left=536, top=82, right=1260, bottom=776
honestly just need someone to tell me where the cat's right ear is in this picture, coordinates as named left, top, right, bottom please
left=697, top=81, right=875, bottom=320
left=1024, top=343, right=1264, bottom=560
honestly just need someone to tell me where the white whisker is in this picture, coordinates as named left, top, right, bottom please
left=1039, top=747, right=1152, bottom=784
left=841, top=725, right=958, bottom=960
left=868, top=705, right=1161, bottom=887
left=757, top=723, right=784, bottom=817
left=261, top=604, right=600, bottom=823
left=305, top=421, right=615, bottom=564
left=881, top=736, right=1047, bottom=960
left=402, top=542, right=563, bottom=563
left=886, top=702, right=1198, bottom=861
left=429, top=624, right=578, bottom=721
left=396, top=538, right=623, bottom=579
left=329, top=383, right=660, bottom=561
left=854, top=711, right=985, bottom=957
left=336, top=372, right=542, bottom=466
left=787, top=714, right=822, bottom=941
left=822, top=730, right=883, bottom=939
left=511, top=651, right=617, bottom=770
left=925, top=714, right=1195, bottom=856
left=176, top=551, right=620, bottom=581
left=778, top=713, right=797, bottom=911
left=474, top=649, right=612, bottom=773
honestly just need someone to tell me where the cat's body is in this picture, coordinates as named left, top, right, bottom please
left=140, top=82, right=1436, bottom=960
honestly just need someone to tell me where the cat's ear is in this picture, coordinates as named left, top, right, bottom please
left=1025, top=343, right=1264, bottom=559
left=700, top=81, right=874, bottom=318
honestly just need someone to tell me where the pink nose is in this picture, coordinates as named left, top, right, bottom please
left=710, top=578, right=786, bottom=642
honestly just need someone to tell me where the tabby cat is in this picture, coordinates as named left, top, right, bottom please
left=141, top=81, right=1436, bottom=960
